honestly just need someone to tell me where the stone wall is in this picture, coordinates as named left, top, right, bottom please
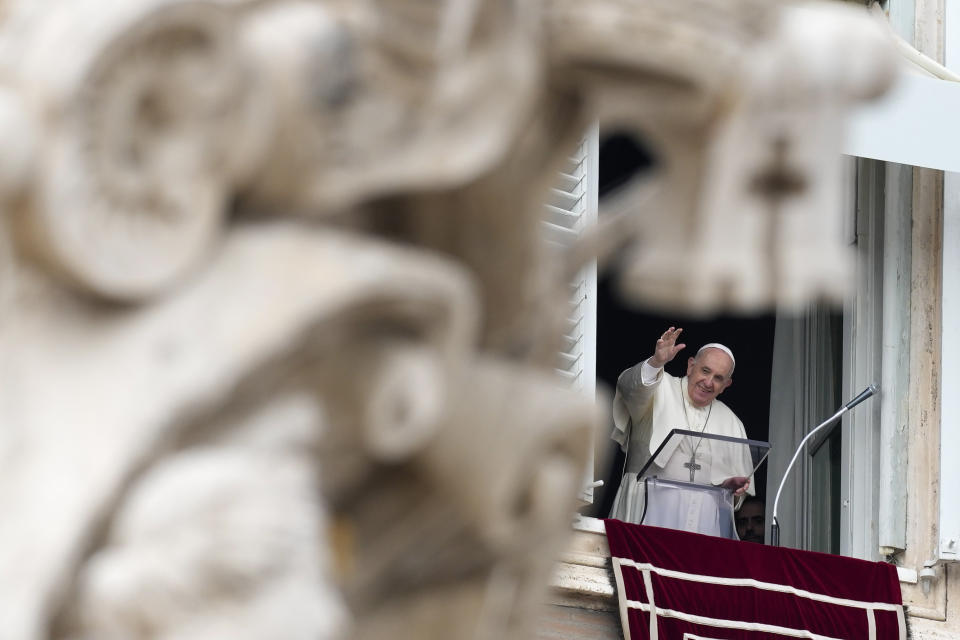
left=537, top=605, right=623, bottom=640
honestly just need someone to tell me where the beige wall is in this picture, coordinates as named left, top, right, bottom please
left=903, top=0, right=958, bottom=634
left=899, top=160, right=957, bottom=636
left=537, top=605, right=623, bottom=640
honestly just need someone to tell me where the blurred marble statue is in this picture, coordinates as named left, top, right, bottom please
left=0, top=0, right=896, bottom=639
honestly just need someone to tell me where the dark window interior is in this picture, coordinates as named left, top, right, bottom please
left=589, top=132, right=776, bottom=517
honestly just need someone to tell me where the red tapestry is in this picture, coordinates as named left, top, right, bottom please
left=604, top=519, right=905, bottom=640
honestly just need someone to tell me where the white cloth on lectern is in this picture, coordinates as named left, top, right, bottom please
left=642, top=478, right=738, bottom=539
left=608, top=361, right=753, bottom=527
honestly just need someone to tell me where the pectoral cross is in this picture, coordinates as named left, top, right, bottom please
left=684, top=455, right=701, bottom=482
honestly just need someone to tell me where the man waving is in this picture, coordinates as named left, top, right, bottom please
left=609, top=327, right=753, bottom=536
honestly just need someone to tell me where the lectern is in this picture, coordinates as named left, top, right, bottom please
left=635, top=429, right=770, bottom=540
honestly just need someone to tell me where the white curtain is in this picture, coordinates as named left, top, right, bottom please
left=766, top=304, right=842, bottom=551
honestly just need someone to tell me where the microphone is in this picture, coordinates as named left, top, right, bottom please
left=770, top=385, right=879, bottom=547
left=845, top=384, right=878, bottom=410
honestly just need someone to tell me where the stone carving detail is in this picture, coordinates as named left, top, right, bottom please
left=0, top=1, right=895, bottom=639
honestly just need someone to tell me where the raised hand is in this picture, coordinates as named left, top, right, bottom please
left=649, top=326, right=686, bottom=368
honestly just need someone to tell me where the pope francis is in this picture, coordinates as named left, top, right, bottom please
left=609, top=327, right=754, bottom=535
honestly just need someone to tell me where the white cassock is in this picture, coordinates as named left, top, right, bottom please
left=608, top=361, right=754, bottom=537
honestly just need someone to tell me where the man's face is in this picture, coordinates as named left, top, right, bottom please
left=736, top=500, right=765, bottom=544
left=685, top=348, right=733, bottom=408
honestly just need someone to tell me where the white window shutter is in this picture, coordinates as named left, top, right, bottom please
left=543, top=124, right=599, bottom=502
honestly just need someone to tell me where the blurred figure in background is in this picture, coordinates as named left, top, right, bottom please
left=736, top=495, right=765, bottom=544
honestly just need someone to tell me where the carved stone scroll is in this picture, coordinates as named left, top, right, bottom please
left=236, top=0, right=543, bottom=214
left=0, top=0, right=269, bottom=299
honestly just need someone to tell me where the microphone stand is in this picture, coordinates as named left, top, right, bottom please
left=770, top=384, right=878, bottom=547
